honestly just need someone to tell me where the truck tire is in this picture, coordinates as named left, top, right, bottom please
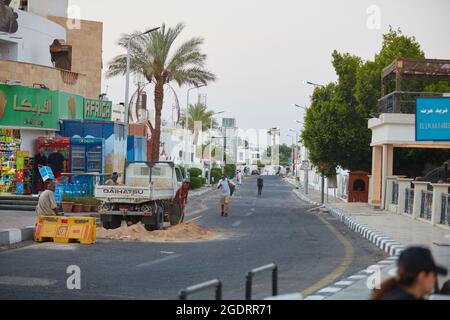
left=169, top=204, right=182, bottom=226
left=144, top=206, right=164, bottom=231
left=103, top=215, right=122, bottom=230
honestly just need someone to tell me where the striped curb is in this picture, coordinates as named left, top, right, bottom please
left=0, top=225, right=35, bottom=246
left=289, top=185, right=406, bottom=300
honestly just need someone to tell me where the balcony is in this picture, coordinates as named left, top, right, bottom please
left=378, top=91, right=444, bottom=114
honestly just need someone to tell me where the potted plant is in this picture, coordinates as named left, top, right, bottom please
left=72, top=198, right=83, bottom=213
left=61, top=194, right=74, bottom=213
left=89, top=197, right=100, bottom=212
left=80, top=198, right=91, bottom=212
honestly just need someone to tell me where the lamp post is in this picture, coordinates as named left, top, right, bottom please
left=288, top=129, right=299, bottom=177
left=209, top=111, right=225, bottom=184
left=303, top=81, right=326, bottom=203
left=124, top=27, right=159, bottom=139
left=293, top=103, right=309, bottom=195
left=286, top=134, right=295, bottom=178
left=124, top=27, right=159, bottom=175
left=184, top=84, right=206, bottom=177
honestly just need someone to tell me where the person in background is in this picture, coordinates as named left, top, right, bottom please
left=372, top=246, right=447, bottom=300
left=236, top=170, right=243, bottom=186
left=174, top=180, right=190, bottom=223
left=217, top=174, right=231, bottom=217
left=257, top=175, right=264, bottom=196
left=35, top=181, right=58, bottom=217
left=47, top=150, right=66, bottom=180
left=32, top=147, right=47, bottom=196
left=105, top=172, right=119, bottom=186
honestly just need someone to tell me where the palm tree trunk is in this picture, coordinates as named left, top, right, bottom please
left=152, top=81, right=164, bottom=161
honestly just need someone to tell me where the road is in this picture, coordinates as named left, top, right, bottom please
left=0, top=176, right=386, bottom=300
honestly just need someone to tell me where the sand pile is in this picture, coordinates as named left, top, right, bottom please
left=96, top=221, right=220, bottom=242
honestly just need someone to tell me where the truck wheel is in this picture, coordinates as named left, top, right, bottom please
left=144, top=207, right=164, bottom=231
left=169, top=204, right=182, bottom=226
left=103, top=216, right=122, bottom=229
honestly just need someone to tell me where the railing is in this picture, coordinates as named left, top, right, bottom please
left=178, top=279, right=222, bottom=300
left=420, top=190, right=433, bottom=220
left=378, top=91, right=443, bottom=114
left=404, top=188, right=414, bottom=214
left=391, top=181, right=399, bottom=205
left=441, top=193, right=450, bottom=227
left=245, top=264, right=278, bottom=300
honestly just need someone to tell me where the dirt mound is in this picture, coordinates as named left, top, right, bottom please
left=96, top=221, right=220, bottom=242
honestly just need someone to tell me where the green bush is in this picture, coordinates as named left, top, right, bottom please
left=188, top=167, right=202, bottom=178
left=210, top=168, right=222, bottom=184
left=224, top=164, right=236, bottom=179
left=189, top=176, right=205, bottom=190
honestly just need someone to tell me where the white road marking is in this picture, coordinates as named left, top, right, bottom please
left=334, top=281, right=354, bottom=286
left=136, top=254, right=181, bottom=268
left=0, top=276, right=57, bottom=287
left=160, top=251, right=174, bottom=255
left=186, top=216, right=202, bottom=223
left=318, top=287, right=342, bottom=294
left=250, top=208, right=255, bottom=212
left=232, top=221, right=242, bottom=227
left=245, top=212, right=254, bottom=217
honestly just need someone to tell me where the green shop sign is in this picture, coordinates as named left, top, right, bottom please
left=0, top=84, right=59, bottom=130
left=58, top=91, right=84, bottom=120
left=84, top=98, right=112, bottom=121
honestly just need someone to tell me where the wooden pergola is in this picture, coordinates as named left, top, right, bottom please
left=381, top=57, right=450, bottom=113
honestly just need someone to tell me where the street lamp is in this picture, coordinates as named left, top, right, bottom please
left=303, top=81, right=326, bottom=203
left=302, top=80, right=325, bottom=88
left=184, top=84, right=207, bottom=176
left=292, top=103, right=307, bottom=110
left=209, top=110, right=225, bottom=184
left=124, top=27, right=159, bottom=172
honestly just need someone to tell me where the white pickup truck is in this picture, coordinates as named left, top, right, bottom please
left=95, top=161, right=185, bottom=230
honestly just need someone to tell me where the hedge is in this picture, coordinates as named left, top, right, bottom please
left=224, top=164, right=237, bottom=179
left=189, top=176, right=206, bottom=190
left=210, top=168, right=222, bottom=184
left=188, top=167, right=202, bottom=178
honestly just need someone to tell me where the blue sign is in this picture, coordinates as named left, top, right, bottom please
left=416, top=98, right=450, bottom=141
left=39, top=166, right=55, bottom=181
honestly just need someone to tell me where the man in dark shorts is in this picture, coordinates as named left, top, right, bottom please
left=257, top=175, right=264, bottom=196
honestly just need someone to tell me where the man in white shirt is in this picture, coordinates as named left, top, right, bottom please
left=237, top=171, right=242, bottom=185
left=217, top=174, right=234, bottom=217
left=36, top=181, right=58, bottom=217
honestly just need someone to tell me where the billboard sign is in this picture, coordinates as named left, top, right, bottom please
left=416, top=97, right=450, bottom=141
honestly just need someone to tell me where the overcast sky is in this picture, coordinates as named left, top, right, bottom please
left=69, top=0, right=450, bottom=144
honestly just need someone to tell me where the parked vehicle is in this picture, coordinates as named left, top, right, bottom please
left=94, top=161, right=184, bottom=231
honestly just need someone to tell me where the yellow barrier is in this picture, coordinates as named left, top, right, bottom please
left=34, top=216, right=96, bottom=245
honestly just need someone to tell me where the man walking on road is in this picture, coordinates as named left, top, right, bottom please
left=217, top=174, right=232, bottom=217
left=257, top=175, right=264, bottom=196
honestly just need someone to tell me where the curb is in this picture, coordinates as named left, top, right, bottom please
left=289, top=184, right=405, bottom=300
left=0, top=225, right=35, bottom=246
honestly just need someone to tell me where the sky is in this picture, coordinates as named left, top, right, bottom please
left=69, top=0, right=450, bottom=144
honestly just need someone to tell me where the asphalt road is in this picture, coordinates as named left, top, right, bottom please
left=0, top=176, right=386, bottom=300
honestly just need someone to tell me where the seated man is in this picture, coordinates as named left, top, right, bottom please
left=35, top=181, right=58, bottom=217
left=105, top=172, right=119, bottom=186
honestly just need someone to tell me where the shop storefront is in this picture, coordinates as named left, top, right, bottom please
left=0, top=83, right=85, bottom=195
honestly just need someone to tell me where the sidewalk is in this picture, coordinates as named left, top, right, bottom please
left=285, top=177, right=450, bottom=299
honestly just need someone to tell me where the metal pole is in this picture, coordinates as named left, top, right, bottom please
left=321, top=174, right=325, bottom=204
left=124, top=38, right=132, bottom=166
left=209, top=117, right=213, bottom=184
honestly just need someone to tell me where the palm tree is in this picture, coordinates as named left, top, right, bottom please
left=106, top=23, right=216, bottom=160
left=180, top=102, right=218, bottom=131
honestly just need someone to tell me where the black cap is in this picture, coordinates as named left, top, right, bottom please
left=398, top=247, right=447, bottom=276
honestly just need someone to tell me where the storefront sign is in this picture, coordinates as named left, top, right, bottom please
left=416, top=98, right=450, bottom=141
left=0, top=84, right=59, bottom=130
left=58, top=92, right=84, bottom=120
left=84, top=99, right=112, bottom=121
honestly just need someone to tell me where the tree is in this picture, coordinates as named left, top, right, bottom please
left=106, top=23, right=216, bottom=160
left=180, top=102, right=218, bottom=131
left=265, top=144, right=293, bottom=166
left=301, top=28, right=431, bottom=177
